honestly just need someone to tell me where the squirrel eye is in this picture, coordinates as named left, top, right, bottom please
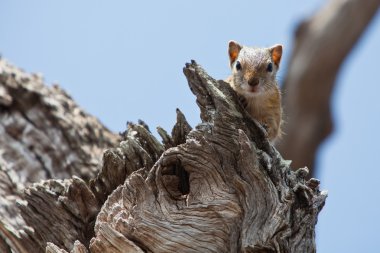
left=236, top=61, right=242, bottom=71
left=267, top=62, right=273, bottom=72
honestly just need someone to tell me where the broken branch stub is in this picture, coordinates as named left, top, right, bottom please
left=15, top=108, right=194, bottom=253
left=2, top=59, right=326, bottom=252
left=89, top=61, right=327, bottom=253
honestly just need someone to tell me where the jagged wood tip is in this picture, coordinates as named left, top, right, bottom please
left=0, top=59, right=326, bottom=253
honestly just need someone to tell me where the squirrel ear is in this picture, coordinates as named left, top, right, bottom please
left=228, top=40, right=242, bottom=66
left=270, top=44, right=283, bottom=67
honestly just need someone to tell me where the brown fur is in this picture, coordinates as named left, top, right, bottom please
left=225, top=41, right=283, bottom=142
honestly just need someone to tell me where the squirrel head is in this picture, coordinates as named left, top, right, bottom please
left=228, top=40, right=282, bottom=96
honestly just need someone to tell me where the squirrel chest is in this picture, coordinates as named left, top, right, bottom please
left=225, top=40, right=283, bottom=142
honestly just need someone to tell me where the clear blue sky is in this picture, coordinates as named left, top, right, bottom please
left=1, top=1, right=380, bottom=252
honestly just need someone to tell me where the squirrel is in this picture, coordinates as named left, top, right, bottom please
left=225, top=40, right=283, bottom=142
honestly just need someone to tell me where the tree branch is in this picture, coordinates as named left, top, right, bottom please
left=277, top=0, right=380, bottom=176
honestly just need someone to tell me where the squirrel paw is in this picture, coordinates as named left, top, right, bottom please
left=238, top=95, right=248, bottom=109
left=261, top=123, right=270, bottom=137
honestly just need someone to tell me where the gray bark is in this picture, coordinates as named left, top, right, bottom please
left=0, top=59, right=119, bottom=253
left=0, top=58, right=326, bottom=253
left=1, top=0, right=377, bottom=249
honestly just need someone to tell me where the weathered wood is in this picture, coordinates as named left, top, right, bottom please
left=18, top=177, right=97, bottom=252
left=0, top=60, right=119, bottom=183
left=86, top=61, right=326, bottom=253
left=0, top=58, right=326, bottom=253
left=91, top=61, right=327, bottom=253
left=277, top=0, right=380, bottom=176
left=0, top=57, right=327, bottom=253
left=0, top=57, right=198, bottom=252
left=46, top=240, right=88, bottom=253
left=0, top=59, right=119, bottom=253
left=0, top=55, right=327, bottom=252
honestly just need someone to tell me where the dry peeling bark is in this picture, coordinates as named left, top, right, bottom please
left=0, top=59, right=119, bottom=183
left=0, top=58, right=326, bottom=253
left=0, top=59, right=119, bottom=253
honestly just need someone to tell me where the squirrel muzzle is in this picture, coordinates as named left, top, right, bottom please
left=248, top=77, right=260, bottom=87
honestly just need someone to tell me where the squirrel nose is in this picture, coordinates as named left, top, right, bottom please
left=248, top=77, right=260, bottom=87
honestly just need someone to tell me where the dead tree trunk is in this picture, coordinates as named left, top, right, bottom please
left=0, top=58, right=326, bottom=253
